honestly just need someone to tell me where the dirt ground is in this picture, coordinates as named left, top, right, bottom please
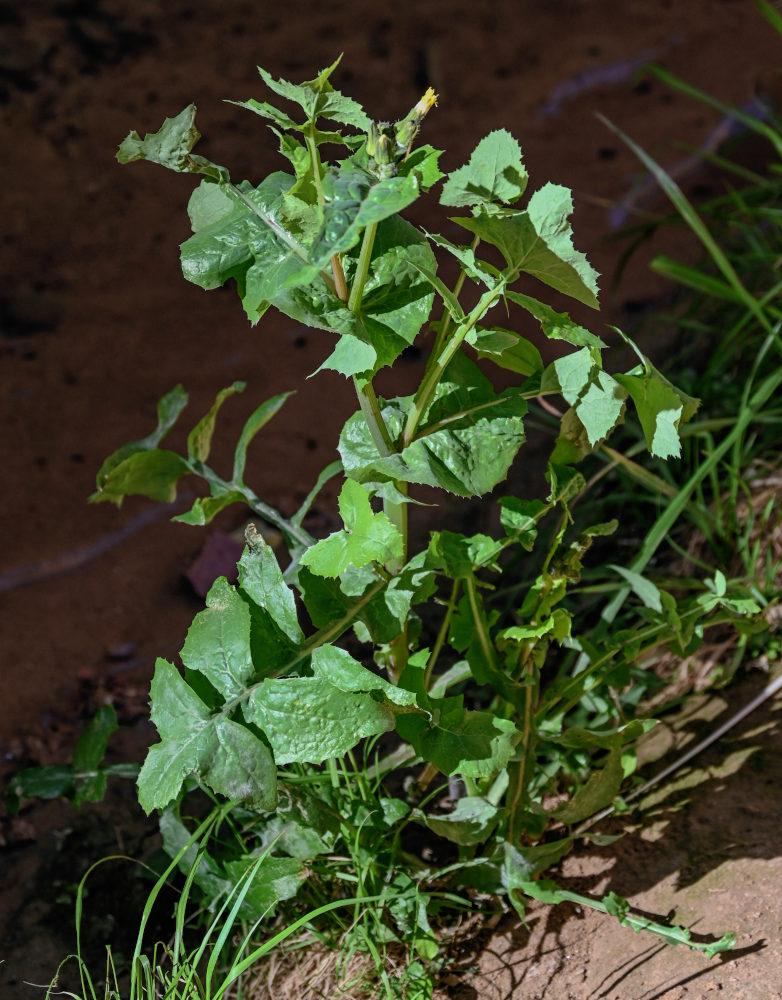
left=2, top=1, right=782, bottom=997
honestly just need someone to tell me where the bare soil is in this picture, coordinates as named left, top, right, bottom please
left=2, top=1, right=781, bottom=997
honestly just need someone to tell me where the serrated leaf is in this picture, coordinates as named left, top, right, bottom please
left=300, top=479, right=403, bottom=576
left=426, top=531, right=503, bottom=578
left=266, top=216, right=435, bottom=379
left=308, top=168, right=420, bottom=268
left=553, top=348, right=627, bottom=446
left=180, top=172, right=298, bottom=294
left=546, top=463, right=586, bottom=506
left=425, top=796, right=501, bottom=846
left=232, top=392, right=292, bottom=483
left=454, top=183, right=599, bottom=308
left=506, top=290, right=606, bottom=348
left=117, top=104, right=229, bottom=182
left=340, top=354, right=527, bottom=497
left=499, top=497, right=548, bottom=548
left=138, top=659, right=217, bottom=813
left=613, top=370, right=697, bottom=459
left=440, top=129, right=528, bottom=208
left=187, top=381, right=245, bottom=463
left=428, top=233, right=500, bottom=289
left=232, top=98, right=300, bottom=131
left=258, top=58, right=371, bottom=130
left=181, top=577, right=254, bottom=701
left=399, top=144, right=445, bottom=190
left=239, top=524, right=304, bottom=645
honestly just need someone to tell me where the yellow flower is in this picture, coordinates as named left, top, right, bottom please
left=415, top=87, right=439, bottom=117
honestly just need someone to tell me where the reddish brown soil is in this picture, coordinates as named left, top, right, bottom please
left=2, top=1, right=781, bottom=997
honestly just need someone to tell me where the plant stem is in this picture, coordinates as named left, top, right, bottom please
left=402, top=284, right=503, bottom=447
left=423, top=579, right=461, bottom=690
left=348, top=222, right=378, bottom=313
left=304, top=127, right=348, bottom=301
left=346, top=220, right=408, bottom=588
left=427, top=234, right=480, bottom=371
left=507, top=645, right=537, bottom=846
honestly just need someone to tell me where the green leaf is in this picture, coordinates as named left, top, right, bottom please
left=264, top=215, right=435, bottom=379
left=552, top=348, right=627, bottom=446
left=257, top=58, right=371, bottom=129
left=72, top=705, right=119, bottom=806
left=440, top=129, right=528, bottom=209
left=6, top=765, right=75, bottom=807
left=232, top=392, right=293, bottom=483
left=454, top=183, right=600, bottom=308
left=139, top=660, right=277, bottom=812
left=72, top=705, right=118, bottom=773
left=426, top=531, right=503, bottom=578
left=399, top=144, right=445, bottom=190
left=506, top=290, right=606, bottom=348
left=181, top=577, right=254, bottom=701
left=231, top=98, right=300, bottom=131
left=187, top=182, right=238, bottom=232
left=502, top=839, right=573, bottom=887
left=428, top=234, right=500, bottom=289
left=173, top=491, right=246, bottom=526
left=553, top=746, right=624, bottom=825
left=117, top=104, right=229, bottom=182
left=548, top=720, right=654, bottom=751
left=247, top=670, right=397, bottom=765
left=159, top=809, right=230, bottom=900
left=239, top=524, right=304, bottom=645
left=340, top=354, right=527, bottom=497
left=609, top=565, right=663, bottom=612
left=92, top=384, right=188, bottom=498
left=613, top=370, right=698, bottom=459
left=424, top=796, right=501, bottom=846
left=308, top=168, right=420, bottom=268
left=202, top=718, right=277, bottom=810
left=182, top=174, right=318, bottom=322
left=300, top=479, right=403, bottom=576
left=187, top=381, right=245, bottom=463
left=406, top=259, right=466, bottom=321
left=93, top=449, right=190, bottom=505
left=499, top=497, right=548, bottom=548
left=138, top=659, right=217, bottom=813
left=309, top=644, right=417, bottom=708
left=397, top=697, right=520, bottom=778
left=225, top=855, right=305, bottom=919
left=465, top=326, right=543, bottom=376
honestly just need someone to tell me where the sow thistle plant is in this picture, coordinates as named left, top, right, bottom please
left=89, top=57, right=744, bottom=978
